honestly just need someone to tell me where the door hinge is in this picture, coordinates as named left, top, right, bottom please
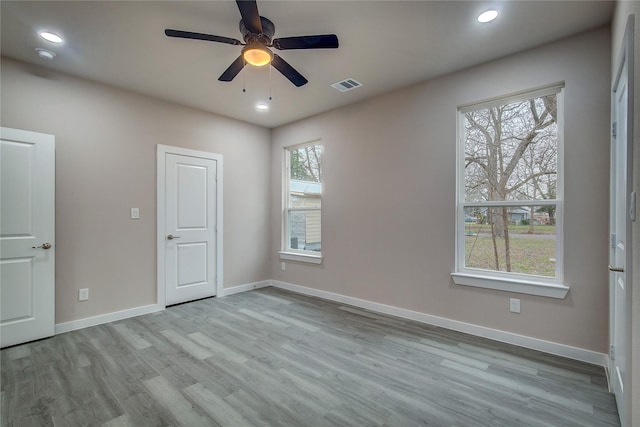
left=610, top=344, right=615, bottom=361
left=610, top=233, right=616, bottom=249
left=612, top=122, right=617, bottom=138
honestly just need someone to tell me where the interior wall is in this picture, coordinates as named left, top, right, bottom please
left=271, top=27, right=611, bottom=353
left=1, top=57, right=271, bottom=324
left=612, top=3, right=639, bottom=426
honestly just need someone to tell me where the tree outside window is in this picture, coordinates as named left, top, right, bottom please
left=459, top=86, right=563, bottom=280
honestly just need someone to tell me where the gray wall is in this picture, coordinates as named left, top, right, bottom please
left=0, top=25, right=615, bottom=358
left=1, top=57, right=271, bottom=323
left=271, top=27, right=611, bottom=353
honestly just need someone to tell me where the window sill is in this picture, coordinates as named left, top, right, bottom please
left=451, top=272, right=570, bottom=299
left=279, top=251, right=323, bottom=265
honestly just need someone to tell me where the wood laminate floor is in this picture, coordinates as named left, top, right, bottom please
left=1, top=287, right=619, bottom=426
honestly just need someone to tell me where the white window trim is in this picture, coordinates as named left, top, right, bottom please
left=451, top=273, right=570, bottom=299
left=453, top=85, right=569, bottom=299
left=281, top=140, right=323, bottom=264
left=278, top=251, right=323, bottom=264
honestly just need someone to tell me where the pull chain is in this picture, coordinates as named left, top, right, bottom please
left=268, top=64, right=272, bottom=101
left=242, top=60, right=246, bottom=93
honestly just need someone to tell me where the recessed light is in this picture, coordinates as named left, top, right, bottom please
left=39, top=31, right=64, bottom=44
left=35, top=48, right=56, bottom=60
left=255, top=102, right=269, bottom=111
left=477, top=10, right=499, bottom=23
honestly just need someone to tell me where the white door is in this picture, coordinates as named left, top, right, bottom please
left=157, top=145, right=223, bottom=306
left=609, top=57, right=631, bottom=425
left=1, top=127, right=55, bottom=348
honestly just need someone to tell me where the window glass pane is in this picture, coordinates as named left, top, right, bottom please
left=286, top=143, right=322, bottom=254
left=290, top=144, right=322, bottom=182
left=289, top=144, right=322, bottom=208
left=463, top=206, right=556, bottom=277
left=289, top=181, right=322, bottom=208
left=288, top=209, right=321, bottom=252
left=463, top=94, right=558, bottom=203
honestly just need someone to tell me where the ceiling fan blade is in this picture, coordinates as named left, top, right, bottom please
left=165, top=29, right=242, bottom=45
left=236, top=0, right=262, bottom=34
left=218, top=56, right=246, bottom=82
left=272, top=34, right=339, bottom=50
left=271, top=54, right=308, bottom=87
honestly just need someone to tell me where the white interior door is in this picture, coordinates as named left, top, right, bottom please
left=1, top=127, right=55, bottom=348
left=609, top=57, right=631, bottom=426
left=157, top=146, right=223, bottom=306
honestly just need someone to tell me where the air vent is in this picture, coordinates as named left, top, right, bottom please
left=331, top=78, right=363, bottom=92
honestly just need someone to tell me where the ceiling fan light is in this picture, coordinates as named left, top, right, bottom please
left=243, top=45, right=272, bottom=67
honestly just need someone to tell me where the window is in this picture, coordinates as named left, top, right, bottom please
left=452, top=85, right=569, bottom=298
left=280, top=142, right=323, bottom=263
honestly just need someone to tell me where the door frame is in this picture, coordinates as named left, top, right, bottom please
left=156, top=144, right=223, bottom=308
left=609, top=15, right=634, bottom=427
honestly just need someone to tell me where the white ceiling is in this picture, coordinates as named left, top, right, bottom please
left=1, top=1, right=614, bottom=128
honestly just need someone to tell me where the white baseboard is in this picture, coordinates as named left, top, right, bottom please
left=604, top=354, right=613, bottom=392
left=55, top=280, right=271, bottom=334
left=53, top=278, right=608, bottom=368
left=54, top=280, right=272, bottom=334
left=55, top=303, right=164, bottom=334
left=270, top=280, right=608, bottom=367
left=221, top=280, right=271, bottom=296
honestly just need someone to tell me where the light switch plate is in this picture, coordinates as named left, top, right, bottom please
left=131, top=208, right=140, bottom=219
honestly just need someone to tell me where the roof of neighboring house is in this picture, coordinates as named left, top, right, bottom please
left=291, top=179, right=321, bottom=195
left=509, top=207, right=532, bottom=215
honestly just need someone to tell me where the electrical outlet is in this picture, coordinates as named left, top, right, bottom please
left=79, top=288, right=89, bottom=301
left=281, top=262, right=286, bottom=271
left=510, top=298, right=520, bottom=313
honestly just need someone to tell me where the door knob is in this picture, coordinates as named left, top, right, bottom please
left=32, top=243, right=52, bottom=250
left=608, top=265, right=624, bottom=273
left=167, top=234, right=181, bottom=240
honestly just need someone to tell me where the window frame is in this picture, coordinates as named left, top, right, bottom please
left=452, top=84, right=569, bottom=299
left=279, top=140, right=323, bottom=264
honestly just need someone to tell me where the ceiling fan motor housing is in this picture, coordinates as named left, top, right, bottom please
left=240, top=16, right=275, bottom=44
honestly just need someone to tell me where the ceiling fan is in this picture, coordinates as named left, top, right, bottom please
left=164, top=0, right=339, bottom=87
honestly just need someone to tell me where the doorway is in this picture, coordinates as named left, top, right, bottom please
left=157, top=145, right=223, bottom=306
left=1, top=127, right=55, bottom=347
left=609, top=17, right=634, bottom=427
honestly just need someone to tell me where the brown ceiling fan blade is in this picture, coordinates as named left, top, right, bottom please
left=165, top=29, right=242, bottom=45
left=218, top=56, right=246, bottom=82
left=272, top=34, right=339, bottom=50
left=236, top=0, right=262, bottom=34
left=271, top=54, right=308, bottom=87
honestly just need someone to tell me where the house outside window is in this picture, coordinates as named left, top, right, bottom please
left=452, top=84, right=569, bottom=298
left=280, top=142, right=323, bottom=264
